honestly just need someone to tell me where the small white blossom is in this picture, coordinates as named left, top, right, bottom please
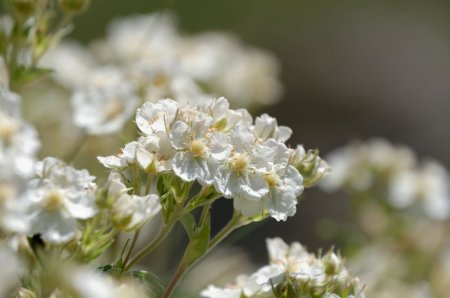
left=40, top=41, right=94, bottom=89
left=0, top=87, right=40, bottom=178
left=253, top=114, right=292, bottom=143
left=389, top=160, right=450, bottom=220
left=171, top=117, right=231, bottom=185
left=135, top=98, right=179, bottom=135
left=72, top=66, right=139, bottom=135
left=105, top=13, right=179, bottom=62
left=21, top=157, right=97, bottom=243
left=108, top=173, right=161, bottom=231
left=202, top=238, right=365, bottom=298
left=0, top=245, right=24, bottom=297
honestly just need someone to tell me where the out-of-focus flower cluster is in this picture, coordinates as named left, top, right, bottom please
left=201, top=238, right=365, bottom=298
left=321, top=138, right=450, bottom=297
left=322, top=138, right=450, bottom=220
left=39, top=12, right=283, bottom=136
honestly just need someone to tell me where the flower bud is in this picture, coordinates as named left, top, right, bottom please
left=16, top=288, right=36, bottom=298
left=290, top=146, right=330, bottom=187
left=323, top=251, right=343, bottom=275
left=58, top=0, right=90, bottom=14
left=11, top=0, right=37, bottom=17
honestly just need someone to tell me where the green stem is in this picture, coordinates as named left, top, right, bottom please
left=64, top=132, right=88, bottom=162
left=162, top=265, right=185, bottom=298
left=162, top=210, right=243, bottom=297
left=208, top=210, right=243, bottom=250
left=122, top=229, right=140, bottom=270
left=123, top=218, right=176, bottom=271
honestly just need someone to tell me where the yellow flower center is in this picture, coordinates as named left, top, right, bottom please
left=42, top=190, right=65, bottom=211
left=0, top=183, right=14, bottom=207
left=230, top=153, right=248, bottom=172
left=0, top=121, right=18, bottom=145
left=265, top=173, right=279, bottom=188
left=190, top=140, right=206, bottom=157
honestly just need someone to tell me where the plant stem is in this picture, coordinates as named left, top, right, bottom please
left=162, top=210, right=243, bottom=297
left=124, top=219, right=176, bottom=271
left=122, top=229, right=140, bottom=270
left=162, top=265, right=184, bottom=298
left=64, top=132, right=88, bottom=162
left=209, top=210, right=243, bottom=251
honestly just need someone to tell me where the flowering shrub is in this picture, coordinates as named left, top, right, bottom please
left=0, top=1, right=348, bottom=297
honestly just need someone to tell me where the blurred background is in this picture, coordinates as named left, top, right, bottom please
left=29, top=0, right=450, bottom=270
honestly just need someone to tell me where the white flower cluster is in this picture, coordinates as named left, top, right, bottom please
left=40, top=12, right=282, bottom=135
left=201, top=238, right=365, bottom=298
left=0, top=86, right=40, bottom=233
left=99, top=97, right=311, bottom=221
left=0, top=87, right=40, bottom=179
left=19, top=157, right=98, bottom=243
left=321, top=138, right=450, bottom=220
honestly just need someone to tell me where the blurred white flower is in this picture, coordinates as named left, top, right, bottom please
left=72, top=66, right=139, bottom=135
left=105, top=12, right=179, bottom=62
left=0, top=245, right=24, bottom=297
left=0, top=87, right=40, bottom=178
left=22, top=157, right=97, bottom=243
left=321, top=138, right=415, bottom=192
left=389, top=160, right=450, bottom=220
left=40, top=41, right=94, bottom=88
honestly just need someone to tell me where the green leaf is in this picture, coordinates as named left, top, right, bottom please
left=180, top=213, right=196, bottom=239
left=180, top=212, right=210, bottom=268
left=13, top=66, right=53, bottom=87
left=131, top=270, right=164, bottom=298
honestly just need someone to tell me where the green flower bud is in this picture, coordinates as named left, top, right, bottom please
left=290, top=146, right=330, bottom=188
left=11, top=0, right=37, bottom=17
left=16, top=288, right=36, bottom=298
left=58, top=0, right=90, bottom=14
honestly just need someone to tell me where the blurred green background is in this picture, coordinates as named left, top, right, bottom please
left=67, top=0, right=450, bottom=265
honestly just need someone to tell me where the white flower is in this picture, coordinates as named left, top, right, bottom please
left=135, top=98, right=179, bottom=134
left=201, top=275, right=248, bottom=298
left=289, top=145, right=330, bottom=187
left=202, top=238, right=364, bottom=298
left=0, top=87, right=40, bottom=178
left=253, top=114, right=292, bottom=143
left=108, top=173, right=161, bottom=231
left=214, top=128, right=270, bottom=216
left=215, top=48, right=283, bottom=107
left=321, top=138, right=415, bottom=191
left=171, top=117, right=231, bottom=185
left=389, top=160, right=450, bottom=220
left=72, top=66, right=139, bottom=135
left=178, top=33, right=282, bottom=107
left=201, top=97, right=253, bottom=132
left=0, top=245, right=24, bottom=297
left=262, top=140, right=303, bottom=221
left=39, top=41, right=94, bottom=89
left=22, top=157, right=97, bottom=243
left=106, top=13, right=179, bottom=62
left=128, top=59, right=208, bottom=105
